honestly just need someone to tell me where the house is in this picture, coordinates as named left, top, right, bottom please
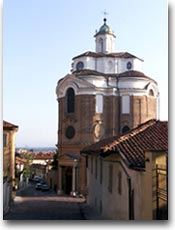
left=15, top=156, right=27, bottom=189
left=81, top=120, right=168, bottom=220
left=32, top=152, right=54, bottom=165
left=30, top=152, right=55, bottom=181
left=47, top=169, right=58, bottom=192
left=3, top=120, right=18, bottom=214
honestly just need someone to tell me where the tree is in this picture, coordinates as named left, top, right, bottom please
left=51, top=152, right=58, bottom=170
left=20, top=151, right=33, bottom=179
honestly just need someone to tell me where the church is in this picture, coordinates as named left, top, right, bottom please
left=55, top=17, right=159, bottom=196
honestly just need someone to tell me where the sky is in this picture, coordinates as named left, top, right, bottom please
left=3, top=0, right=168, bottom=148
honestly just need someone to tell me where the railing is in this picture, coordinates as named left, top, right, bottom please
left=153, top=165, right=168, bottom=220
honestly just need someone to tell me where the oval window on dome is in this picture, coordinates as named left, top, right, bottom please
left=127, top=61, right=132, bottom=70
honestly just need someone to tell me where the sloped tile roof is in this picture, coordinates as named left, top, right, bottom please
left=16, top=156, right=27, bottom=164
left=81, top=120, right=168, bottom=169
left=3, top=120, right=18, bottom=130
left=33, top=152, right=55, bottom=160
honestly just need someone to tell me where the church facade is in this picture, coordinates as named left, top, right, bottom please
left=55, top=18, right=159, bottom=196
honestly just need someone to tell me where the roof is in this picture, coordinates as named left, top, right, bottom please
left=73, top=69, right=157, bottom=83
left=33, top=152, right=55, bottom=160
left=3, top=120, right=19, bottom=131
left=65, top=153, right=81, bottom=160
left=16, top=156, right=27, bottom=164
left=81, top=120, right=168, bottom=170
left=73, top=51, right=143, bottom=61
left=94, top=18, right=115, bottom=37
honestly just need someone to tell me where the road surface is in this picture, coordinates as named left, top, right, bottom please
left=4, top=182, right=87, bottom=220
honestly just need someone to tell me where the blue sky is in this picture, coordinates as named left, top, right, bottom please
left=3, top=0, right=168, bottom=147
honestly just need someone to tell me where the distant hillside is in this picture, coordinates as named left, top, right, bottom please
left=16, top=147, right=57, bottom=153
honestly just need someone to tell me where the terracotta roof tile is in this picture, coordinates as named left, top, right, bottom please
left=3, top=120, right=18, bottom=130
left=33, top=152, right=55, bottom=160
left=16, top=156, right=27, bottom=164
left=81, top=120, right=168, bottom=170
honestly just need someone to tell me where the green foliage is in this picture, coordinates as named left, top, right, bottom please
left=51, top=153, right=58, bottom=170
left=3, top=171, right=8, bottom=182
left=20, top=151, right=34, bottom=177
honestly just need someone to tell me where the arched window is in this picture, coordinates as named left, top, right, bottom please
left=66, top=88, right=75, bottom=113
left=99, top=38, right=103, bottom=53
left=149, top=89, right=154, bottom=96
left=122, top=126, right=130, bottom=134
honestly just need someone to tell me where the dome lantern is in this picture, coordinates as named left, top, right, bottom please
left=94, top=18, right=115, bottom=37
left=94, top=18, right=116, bottom=53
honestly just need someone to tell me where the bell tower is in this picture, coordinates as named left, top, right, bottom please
left=94, top=18, right=116, bottom=54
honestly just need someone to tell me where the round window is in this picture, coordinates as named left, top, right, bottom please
left=65, top=126, right=75, bottom=139
left=76, top=61, right=84, bottom=71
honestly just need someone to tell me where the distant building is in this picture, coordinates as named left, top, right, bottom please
left=30, top=152, right=55, bottom=182
left=32, top=152, right=55, bottom=165
left=81, top=120, right=168, bottom=220
left=56, top=18, right=159, bottom=196
left=47, top=169, right=58, bottom=192
left=3, top=120, right=18, bottom=214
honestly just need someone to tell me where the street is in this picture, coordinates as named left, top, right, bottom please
left=3, top=182, right=88, bottom=220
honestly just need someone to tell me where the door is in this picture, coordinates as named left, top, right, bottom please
left=62, top=166, right=72, bottom=195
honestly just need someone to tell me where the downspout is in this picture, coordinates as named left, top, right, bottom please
left=103, top=158, right=133, bottom=220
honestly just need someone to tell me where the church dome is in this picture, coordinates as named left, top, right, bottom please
left=95, top=18, right=115, bottom=36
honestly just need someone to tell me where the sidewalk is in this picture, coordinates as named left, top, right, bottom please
left=79, top=203, right=104, bottom=220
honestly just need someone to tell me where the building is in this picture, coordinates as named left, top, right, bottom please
left=81, top=119, right=168, bottom=220
left=55, top=18, right=159, bottom=196
left=30, top=152, right=54, bottom=181
left=3, top=120, right=18, bottom=214
left=15, top=156, right=27, bottom=189
left=32, top=152, right=55, bottom=165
